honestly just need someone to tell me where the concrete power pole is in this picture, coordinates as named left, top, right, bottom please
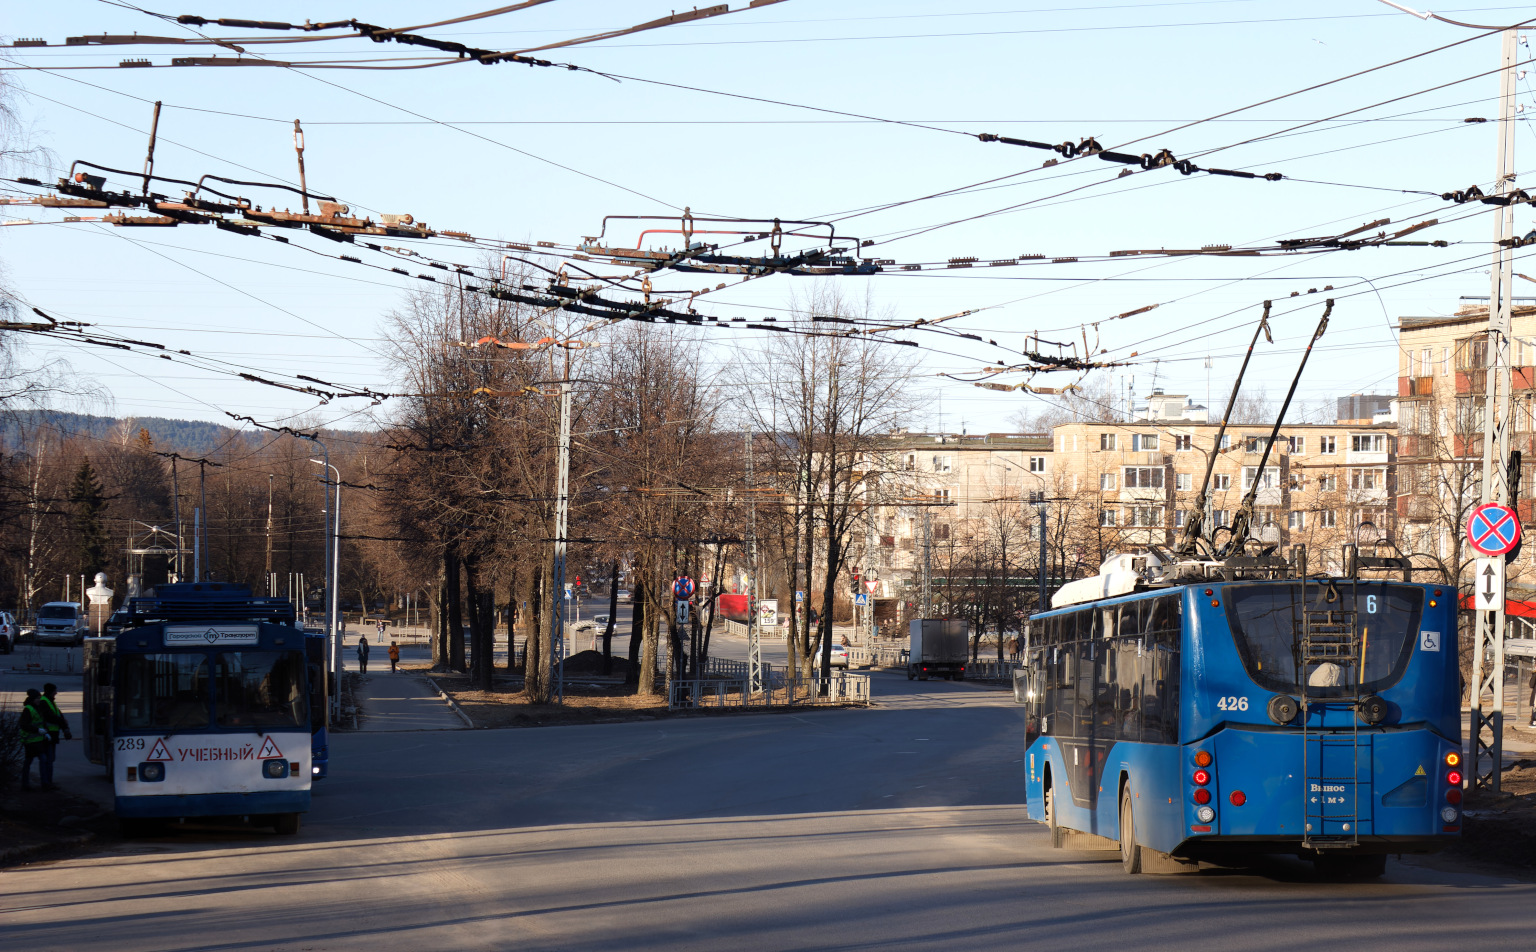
left=921, top=506, right=932, bottom=617
left=265, top=474, right=274, bottom=596
left=1469, top=26, right=1521, bottom=793
left=746, top=424, right=763, bottom=694
left=547, top=380, right=573, bottom=704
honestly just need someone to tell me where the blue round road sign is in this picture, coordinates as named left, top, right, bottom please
left=1467, top=503, right=1521, bottom=557
left=673, top=576, right=696, bottom=600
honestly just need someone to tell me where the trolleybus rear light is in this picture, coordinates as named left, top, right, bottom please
left=1446, top=770, right=1462, bottom=787
left=1446, top=789, right=1462, bottom=805
left=1193, top=788, right=1212, bottom=805
left=126, top=766, right=137, bottom=781
left=1445, top=751, right=1461, bottom=767
left=1204, top=589, right=1213, bottom=597
left=1440, top=806, right=1460, bottom=823
left=1194, top=750, right=1213, bottom=768
left=1191, top=825, right=1211, bottom=832
left=1443, top=825, right=1459, bottom=832
left=1229, top=791, right=1246, bottom=806
left=1195, top=806, right=1216, bottom=823
left=1193, top=769, right=1210, bottom=786
left=139, top=762, right=164, bottom=783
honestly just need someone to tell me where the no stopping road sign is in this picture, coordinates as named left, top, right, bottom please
left=1467, top=503, right=1521, bottom=557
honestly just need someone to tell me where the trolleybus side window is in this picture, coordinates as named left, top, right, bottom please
left=1224, top=582, right=1422, bottom=697
left=117, top=653, right=210, bottom=730
left=215, top=651, right=308, bottom=729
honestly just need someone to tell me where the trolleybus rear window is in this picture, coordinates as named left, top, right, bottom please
left=116, top=654, right=210, bottom=730
left=215, top=651, right=307, bottom=729
left=1223, top=582, right=1423, bottom=698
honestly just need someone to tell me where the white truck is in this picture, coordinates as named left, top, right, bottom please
left=34, top=601, right=87, bottom=646
left=907, top=618, right=969, bottom=681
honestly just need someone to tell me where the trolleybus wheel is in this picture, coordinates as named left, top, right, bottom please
left=119, top=817, right=160, bottom=838
left=271, top=813, right=302, bottom=835
left=1119, top=785, right=1142, bottom=874
left=1312, top=852, right=1385, bottom=880
left=907, top=666, right=915, bottom=681
left=1045, top=785, right=1065, bottom=849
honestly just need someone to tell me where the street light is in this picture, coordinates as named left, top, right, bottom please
left=311, top=456, right=342, bottom=721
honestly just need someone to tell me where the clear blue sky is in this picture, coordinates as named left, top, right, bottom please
left=3, top=1, right=1533, bottom=434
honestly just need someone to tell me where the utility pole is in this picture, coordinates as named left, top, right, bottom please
left=1469, top=25, right=1521, bottom=793
left=1037, top=504, right=1048, bottom=615
left=265, top=474, right=274, bottom=596
left=547, top=380, right=572, bottom=704
left=169, top=457, right=183, bottom=582
left=921, top=506, right=932, bottom=617
left=197, top=459, right=209, bottom=581
left=746, top=424, right=763, bottom=693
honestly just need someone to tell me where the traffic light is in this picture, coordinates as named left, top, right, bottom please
left=850, top=571, right=861, bottom=594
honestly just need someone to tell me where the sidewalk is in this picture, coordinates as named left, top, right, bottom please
left=343, top=631, right=465, bottom=732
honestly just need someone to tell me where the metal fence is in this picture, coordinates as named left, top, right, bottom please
left=668, top=672, right=871, bottom=710
left=5, top=645, right=78, bottom=675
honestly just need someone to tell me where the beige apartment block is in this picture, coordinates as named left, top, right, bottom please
left=1397, top=301, right=1536, bottom=577
left=1040, top=419, right=1395, bottom=561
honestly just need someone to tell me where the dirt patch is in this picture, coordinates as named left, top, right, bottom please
left=1453, top=726, right=1536, bottom=871
left=0, top=787, right=114, bottom=868
left=426, top=672, right=667, bottom=728
left=561, top=650, right=635, bottom=677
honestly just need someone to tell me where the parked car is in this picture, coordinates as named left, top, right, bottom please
left=104, top=609, right=130, bottom=637
left=617, top=590, right=633, bottom=604
left=34, top=601, right=87, bottom=646
left=0, top=611, right=16, bottom=653
left=829, top=643, right=849, bottom=669
left=573, top=614, right=611, bottom=634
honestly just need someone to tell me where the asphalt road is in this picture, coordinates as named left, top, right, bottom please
left=6, top=659, right=1536, bottom=951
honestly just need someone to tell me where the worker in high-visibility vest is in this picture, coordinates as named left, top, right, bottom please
left=18, top=689, right=52, bottom=790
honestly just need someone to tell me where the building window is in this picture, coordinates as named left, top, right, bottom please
left=1100, top=433, right=1118, bottom=451
left=1321, top=510, right=1337, bottom=528
left=1123, top=466, right=1164, bottom=489
left=1173, top=434, right=1192, bottom=451
left=1173, top=510, right=1188, bottom=528
left=1099, top=509, right=1119, bottom=527
left=1457, top=396, right=1487, bottom=434
left=1349, top=468, right=1383, bottom=490
left=1257, top=509, right=1277, bottom=528
left=1131, top=506, right=1162, bottom=527
left=1442, top=346, right=1450, bottom=376
left=1029, top=456, right=1046, bottom=472
left=1213, top=510, right=1230, bottom=527
left=1072, top=474, right=1079, bottom=493
left=1027, top=490, right=1045, bottom=503
left=1317, top=474, right=1337, bottom=492
left=1319, top=436, right=1336, bottom=454
left=1176, top=473, right=1192, bottom=491
left=1421, top=347, right=1433, bottom=375
left=933, top=455, right=952, bottom=473
left=1288, top=511, right=1306, bottom=530
left=1219, top=435, right=1231, bottom=450
left=1456, top=335, right=1489, bottom=371
left=1100, top=473, right=1118, bottom=491
left=905, top=453, right=917, bottom=471
left=934, top=523, right=951, bottom=541
left=1133, top=433, right=1159, bottom=452
left=1059, top=437, right=1068, bottom=453
left=1213, top=474, right=1231, bottom=490
left=937, top=488, right=952, bottom=501
left=1288, top=435, right=1306, bottom=454
left=1351, top=434, right=1386, bottom=453
left=1242, top=466, right=1279, bottom=491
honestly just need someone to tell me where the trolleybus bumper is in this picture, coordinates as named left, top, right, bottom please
left=1174, top=833, right=1454, bottom=859
left=116, top=791, right=310, bottom=819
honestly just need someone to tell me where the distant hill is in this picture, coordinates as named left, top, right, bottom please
left=1, top=410, right=374, bottom=454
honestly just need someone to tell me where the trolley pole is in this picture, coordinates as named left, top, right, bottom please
left=547, top=380, right=572, bottom=704
left=1469, top=26, right=1520, bottom=794
left=921, top=506, right=933, bottom=617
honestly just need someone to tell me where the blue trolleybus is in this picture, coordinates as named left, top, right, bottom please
left=1017, top=548, right=1462, bottom=878
left=82, top=582, right=329, bottom=835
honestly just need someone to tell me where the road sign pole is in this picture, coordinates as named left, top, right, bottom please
left=1468, top=27, right=1520, bottom=794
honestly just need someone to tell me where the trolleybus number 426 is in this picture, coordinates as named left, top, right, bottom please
left=1215, top=696, right=1250, bottom=711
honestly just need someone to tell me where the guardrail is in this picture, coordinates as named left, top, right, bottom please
left=6, top=645, right=78, bottom=675
left=964, top=659, right=1021, bottom=682
left=704, top=656, right=774, bottom=680
left=668, top=672, right=870, bottom=710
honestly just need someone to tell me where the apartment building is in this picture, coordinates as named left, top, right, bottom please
left=1397, top=300, right=1536, bottom=564
left=1046, top=419, right=1395, bottom=555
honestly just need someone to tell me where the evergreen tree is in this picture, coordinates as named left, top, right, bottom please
left=69, top=460, right=111, bottom=578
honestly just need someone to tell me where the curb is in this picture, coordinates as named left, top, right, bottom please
left=423, top=676, right=477, bottom=729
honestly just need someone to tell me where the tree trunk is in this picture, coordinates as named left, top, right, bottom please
left=699, top=547, right=724, bottom=673
left=602, top=559, right=619, bottom=676
left=432, top=549, right=449, bottom=670
left=464, top=556, right=492, bottom=690
left=526, top=553, right=549, bottom=703
left=446, top=546, right=465, bottom=672
left=504, top=564, right=518, bottom=673
left=639, top=566, right=660, bottom=696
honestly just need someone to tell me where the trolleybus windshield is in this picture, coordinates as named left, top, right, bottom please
left=215, top=651, right=307, bottom=730
left=116, top=654, right=210, bottom=730
left=1223, top=582, right=1423, bottom=698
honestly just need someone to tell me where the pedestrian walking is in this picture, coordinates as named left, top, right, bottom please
left=1528, top=666, right=1536, bottom=727
left=377, top=619, right=386, bottom=639
left=357, top=636, right=370, bottom=676
left=388, top=640, right=400, bottom=674
left=39, top=682, right=72, bottom=744
left=18, top=689, right=50, bottom=790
